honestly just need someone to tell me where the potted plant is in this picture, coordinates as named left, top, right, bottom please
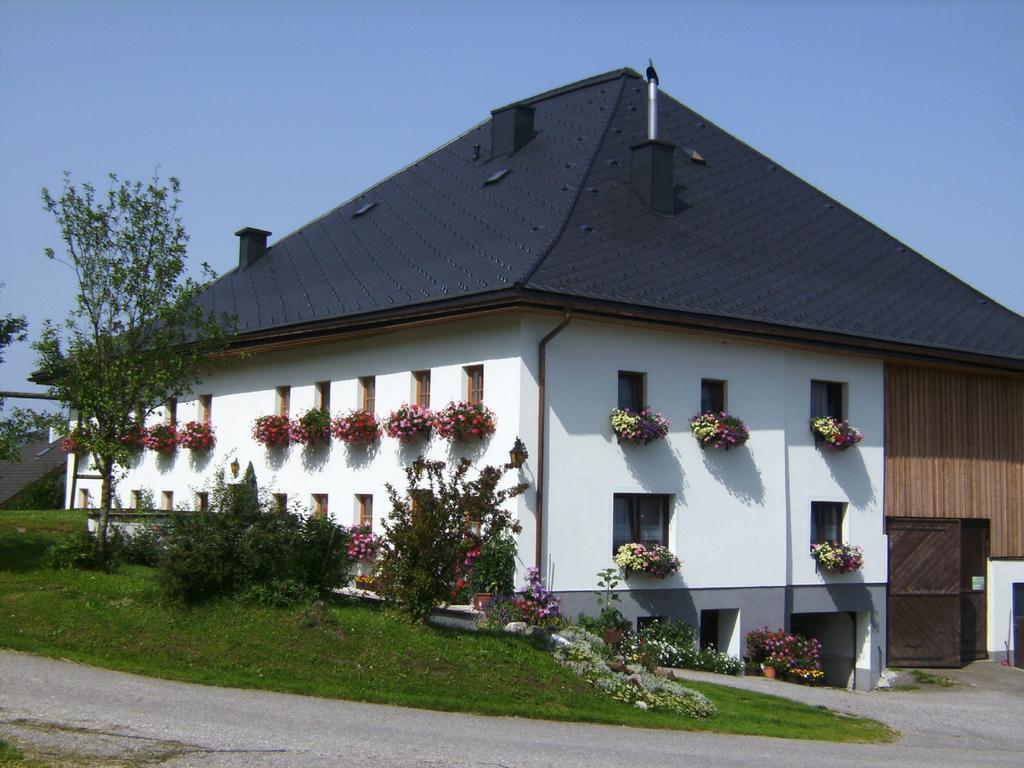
left=614, top=542, right=681, bottom=578
left=610, top=408, right=670, bottom=444
left=331, top=408, right=381, bottom=444
left=689, top=411, right=749, bottom=449
left=434, top=401, right=497, bottom=441
left=144, top=422, right=177, bottom=455
left=810, top=416, right=863, bottom=450
left=469, top=532, right=517, bottom=610
left=383, top=403, right=433, bottom=440
left=252, top=414, right=291, bottom=448
left=810, top=541, right=864, bottom=573
left=176, top=420, right=215, bottom=452
left=289, top=408, right=331, bottom=445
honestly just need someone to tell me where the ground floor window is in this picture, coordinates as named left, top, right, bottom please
left=613, top=494, right=669, bottom=554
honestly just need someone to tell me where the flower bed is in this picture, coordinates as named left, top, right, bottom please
left=253, top=414, right=291, bottom=448
left=176, top=420, right=215, bottom=452
left=434, top=401, right=496, bottom=441
left=689, top=411, right=749, bottom=449
left=144, top=423, right=177, bottom=454
left=745, top=626, right=823, bottom=685
left=331, top=409, right=381, bottom=444
left=289, top=408, right=331, bottom=445
left=810, top=416, right=863, bottom=450
left=383, top=403, right=433, bottom=440
left=810, top=541, right=864, bottom=573
left=613, top=543, right=681, bottom=579
left=611, top=408, right=670, bottom=445
left=507, top=567, right=563, bottom=628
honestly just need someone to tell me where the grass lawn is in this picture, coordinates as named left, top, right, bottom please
left=0, top=510, right=894, bottom=743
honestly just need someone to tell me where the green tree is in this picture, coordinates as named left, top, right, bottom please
left=34, top=172, right=230, bottom=563
left=378, top=457, right=527, bottom=622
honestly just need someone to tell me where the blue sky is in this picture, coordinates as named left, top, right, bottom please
left=1, top=0, right=1021, bottom=397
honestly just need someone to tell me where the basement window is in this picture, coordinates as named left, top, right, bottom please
left=483, top=168, right=510, bottom=186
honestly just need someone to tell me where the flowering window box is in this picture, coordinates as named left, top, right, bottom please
left=383, top=403, right=433, bottom=441
left=810, top=541, right=864, bottom=573
left=289, top=408, right=331, bottom=445
left=347, top=526, right=381, bottom=562
left=434, top=401, right=496, bottom=441
left=176, top=420, right=215, bottom=452
left=610, top=408, right=670, bottom=445
left=118, top=424, right=147, bottom=451
left=810, top=417, right=863, bottom=450
left=689, top=411, right=749, bottom=449
left=331, top=409, right=381, bottom=444
left=144, top=423, right=178, bottom=455
left=253, top=414, right=291, bottom=448
left=613, top=542, right=681, bottom=578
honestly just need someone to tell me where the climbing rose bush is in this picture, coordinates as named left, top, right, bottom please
left=614, top=542, right=680, bottom=578
left=810, top=541, right=864, bottom=573
left=689, top=411, right=749, bottom=449
left=253, top=414, right=291, bottom=448
left=144, top=422, right=177, bottom=454
left=611, top=408, right=670, bottom=444
left=383, top=403, right=433, bottom=440
left=810, top=416, right=863, bottom=450
left=289, top=408, right=331, bottom=445
left=434, top=401, right=496, bottom=441
left=176, top=420, right=215, bottom=452
left=331, top=409, right=381, bottom=444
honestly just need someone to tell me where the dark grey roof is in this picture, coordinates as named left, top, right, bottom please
left=201, top=68, right=1024, bottom=365
left=0, top=436, right=64, bottom=507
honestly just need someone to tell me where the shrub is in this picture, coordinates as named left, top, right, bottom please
left=176, top=420, right=215, bottom=452
left=433, top=401, right=496, bottom=441
left=810, top=416, right=863, bottom=450
left=468, top=532, right=517, bottom=595
left=480, top=594, right=527, bottom=629
left=288, top=409, right=330, bottom=446
left=144, top=422, right=177, bottom=454
left=253, top=414, right=291, bottom=448
left=689, top=411, right=749, bottom=449
left=110, top=525, right=166, bottom=566
left=614, top=542, right=681, bottom=578
left=1, top=468, right=64, bottom=509
left=383, top=403, right=432, bottom=440
left=157, top=467, right=352, bottom=602
left=376, top=458, right=526, bottom=622
left=620, top=620, right=742, bottom=676
left=610, top=408, right=670, bottom=444
left=331, top=409, right=381, bottom=444
left=47, top=530, right=103, bottom=570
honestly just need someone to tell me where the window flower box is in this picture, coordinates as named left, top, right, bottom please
left=613, top=542, right=681, bottom=578
left=289, top=408, right=331, bottom=445
left=253, top=414, right=291, bottom=448
left=383, top=403, right=433, bottom=441
left=346, top=526, right=381, bottom=562
left=689, top=411, right=749, bottom=449
left=61, top=426, right=91, bottom=454
left=610, top=408, right=670, bottom=445
left=810, top=416, right=863, bottom=450
left=144, top=423, right=178, bottom=455
left=331, top=409, right=381, bottom=445
left=434, top=401, right=496, bottom=441
left=118, top=424, right=147, bottom=451
left=810, top=541, right=864, bottom=573
left=176, top=420, right=215, bottom=452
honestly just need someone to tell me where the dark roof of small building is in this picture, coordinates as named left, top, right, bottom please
left=0, top=436, right=64, bottom=507
left=199, top=68, right=1024, bottom=366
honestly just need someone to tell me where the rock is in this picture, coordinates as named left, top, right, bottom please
left=627, top=674, right=644, bottom=687
left=606, top=660, right=627, bottom=673
left=550, top=634, right=570, bottom=647
left=504, top=621, right=528, bottom=634
left=634, top=701, right=648, bottom=710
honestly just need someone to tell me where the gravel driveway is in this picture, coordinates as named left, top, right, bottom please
left=2, top=650, right=1023, bottom=767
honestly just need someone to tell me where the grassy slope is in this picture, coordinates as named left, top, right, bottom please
left=0, top=510, right=894, bottom=742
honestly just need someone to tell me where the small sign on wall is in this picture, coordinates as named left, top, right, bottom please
left=971, top=576, right=986, bottom=591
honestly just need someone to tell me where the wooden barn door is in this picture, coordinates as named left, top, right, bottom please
left=887, top=519, right=961, bottom=666
left=888, top=518, right=989, bottom=666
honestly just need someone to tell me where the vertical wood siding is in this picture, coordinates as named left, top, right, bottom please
left=885, top=364, right=1024, bottom=557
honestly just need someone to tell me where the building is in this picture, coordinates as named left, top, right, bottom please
left=65, top=67, right=1024, bottom=687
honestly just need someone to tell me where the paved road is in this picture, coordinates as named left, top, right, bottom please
left=2, top=651, right=1023, bottom=767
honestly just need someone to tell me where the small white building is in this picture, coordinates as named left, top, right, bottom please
left=67, top=68, right=1024, bottom=688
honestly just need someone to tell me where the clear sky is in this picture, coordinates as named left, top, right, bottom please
left=1, top=0, right=1021, bottom=399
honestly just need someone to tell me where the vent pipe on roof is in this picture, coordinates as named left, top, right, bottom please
left=490, top=103, right=535, bottom=157
left=631, top=60, right=675, bottom=215
left=235, top=227, right=272, bottom=269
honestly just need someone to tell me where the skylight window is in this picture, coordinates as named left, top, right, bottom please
left=684, top=148, right=706, bottom=164
left=484, top=168, right=510, bottom=186
left=352, top=202, right=377, bottom=218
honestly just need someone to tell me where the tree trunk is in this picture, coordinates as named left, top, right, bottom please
left=96, top=459, right=114, bottom=566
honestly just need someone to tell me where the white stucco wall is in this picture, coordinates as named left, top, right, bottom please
left=988, top=559, right=1024, bottom=660
left=539, top=319, right=886, bottom=593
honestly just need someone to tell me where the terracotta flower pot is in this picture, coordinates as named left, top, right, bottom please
left=763, top=666, right=777, bottom=679
left=602, top=627, right=623, bottom=647
left=473, top=592, right=494, bottom=611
